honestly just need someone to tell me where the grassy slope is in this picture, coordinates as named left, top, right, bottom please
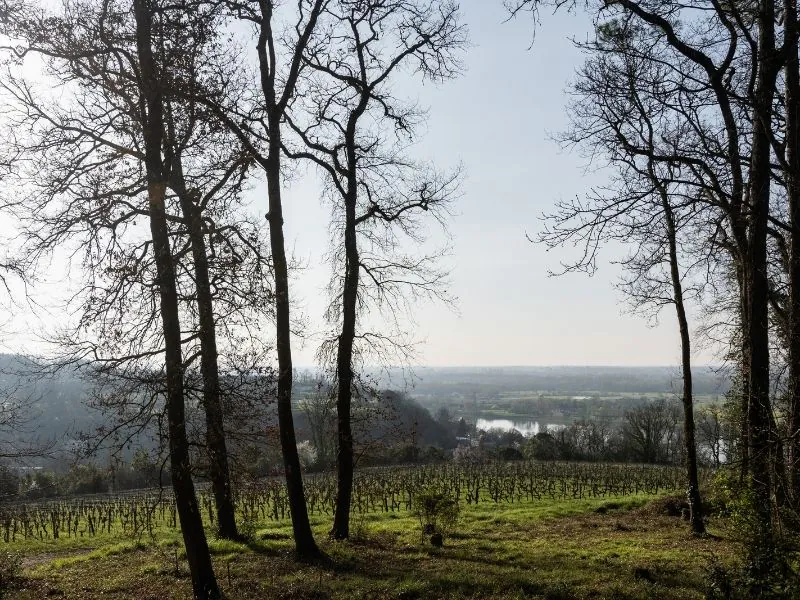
left=9, top=494, right=736, bottom=599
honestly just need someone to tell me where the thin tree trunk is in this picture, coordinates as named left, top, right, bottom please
left=785, top=0, right=800, bottom=502
left=134, top=1, right=220, bottom=595
left=149, top=182, right=221, bottom=598
left=331, top=189, right=358, bottom=540
left=173, top=172, right=239, bottom=540
left=660, top=187, right=705, bottom=534
left=251, top=0, right=325, bottom=560
left=330, top=87, right=370, bottom=540
left=266, top=132, right=320, bottom=558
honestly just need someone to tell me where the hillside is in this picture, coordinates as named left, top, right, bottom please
left=8, top=491, right=735, bottom=599
left=0, top=357, right=733, bottom=469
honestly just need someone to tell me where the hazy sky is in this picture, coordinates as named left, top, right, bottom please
left=282, top=2, right=719, bottom=368
left=1, top=1, right=720, bottom=368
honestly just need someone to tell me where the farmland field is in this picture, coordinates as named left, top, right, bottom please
left=0, top=462, right=690, bottom=550
left=1, top=461, right=736, bottom=599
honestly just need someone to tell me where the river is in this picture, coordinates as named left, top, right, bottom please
left=475, top=418, right=564, bottom=437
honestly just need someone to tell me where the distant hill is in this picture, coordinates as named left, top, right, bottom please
left=0, top=356, right=732, bottom=468
left=0, top=353, right=95, bottom=432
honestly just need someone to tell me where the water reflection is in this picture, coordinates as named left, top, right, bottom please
left=475, top=418, right=563, bottom=437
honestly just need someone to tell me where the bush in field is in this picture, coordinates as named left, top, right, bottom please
left=704, top=470, right=800, bottom=599
left=126, top=448, right=165, bottom=488
left=499, top=446, right=524, bottom=461
left=412, top=488, right=460, bottom=546
left=479, top=427, right=525, bottom=449
left=0, top=466, right=19, bottom=500
left=21, top=470, right=58, bottom=499
left=421, top=446, right=448, bottom=463
left=238, top=441, right=285, bottom=478
left=0, top=550, right=21, bottom=597
left=523, top=432, right=561, bottom=460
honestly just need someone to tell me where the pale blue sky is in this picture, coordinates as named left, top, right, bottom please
left=282, top=1, right=719, bottom=368
left=2, top=1, right=719, bottom=368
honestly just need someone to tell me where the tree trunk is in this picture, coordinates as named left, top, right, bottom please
left=175, top=178, right=239, bottom=540
left=785, top=0, right=800, bottom=502
left=134, top=1, right=220, bottom=595
left=266, top=130, right=320, bottom=558
left=331, top=188, right=359, bottom=540
left=738, top=264, right=751, bottom=482
left=746, top=0, right=779, bottom=576
left=330, top=88, right=371, bottom=540
left=660, top=187, right=705, bottom=534
left=251, top=0, right=324, bottom=560
left=149, top=182, right=221, bottom=598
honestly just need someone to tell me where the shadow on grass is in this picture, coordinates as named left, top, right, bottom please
left=315, top=528, right=714, bottom=600
left=245, top=539, right=284, bottom=556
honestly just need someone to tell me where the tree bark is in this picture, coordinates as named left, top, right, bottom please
left=265, top=137, right=320, bottom=557
left=785, top=0, right=800, bottom=502
left=134, top=1, right=220, bottom=595
left=746, top=0, right=779, bottom=575
left=738, top=263, right=751, bottom=482
left=173, top=170, right=239, bottom=540
left=660, top=187, right=705, bottom=534
left=330, top=174, right=359, bottom=541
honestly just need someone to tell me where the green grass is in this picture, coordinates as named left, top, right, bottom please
left=5, top=492, right=737, bottom=599
left=6, top=526, right=183, bottom=557
left=44, top=541, right=150, bottom=570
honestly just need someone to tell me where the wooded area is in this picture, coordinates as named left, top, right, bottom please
left=0, top=0, right=796, bottom=598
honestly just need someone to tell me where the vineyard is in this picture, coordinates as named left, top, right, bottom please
left=0, top=461, right=690, bottom=545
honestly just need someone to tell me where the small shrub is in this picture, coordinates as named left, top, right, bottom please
left=704, top=471, right=800, bottom=599
left=0, top=550, right=21, bottom=598
left=704, top=471, right=746, bottom=518
left=705, top=559, right=738, bottom=600
left=350, top=508, right=369, bottom=541
left=238, top=515, right=258, bottom=542
left=499, top=447, right=524, bottom=461
left=296, top=441, right=318, bottom=472
left=452, top=445, right=486, bottom=465
left=647, top=494, right=690, bottom=518
left=412, top=488, right=459, bottom=546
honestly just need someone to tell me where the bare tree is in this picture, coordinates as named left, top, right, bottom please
left=284, top=0, right=465, bottom=539
left=697, top=403, right=727, bottom=467
left=197, top=0, right=330, bottom=559
left=133, top=0, right=219, bottom=593
left=518, top=0, right=789, bottom=551
left=0, top=0, right=290, bottom=592
left=160, top=6, right=247, bottom=539
left=620, top=398, right=681, bottom=464
left=0, top=0, right=276, bottom=546
left=298, top=385, right=337, bottom=470
left=540, top=12, right=718, bottom=532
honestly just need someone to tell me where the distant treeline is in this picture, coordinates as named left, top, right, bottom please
left=0, top=356, right=730, bottom=473
left=394, top=366, right=731, bottom=396
left=475, top=395, right=698, bottom=423
left=457, top=398, right=730, bottom=469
